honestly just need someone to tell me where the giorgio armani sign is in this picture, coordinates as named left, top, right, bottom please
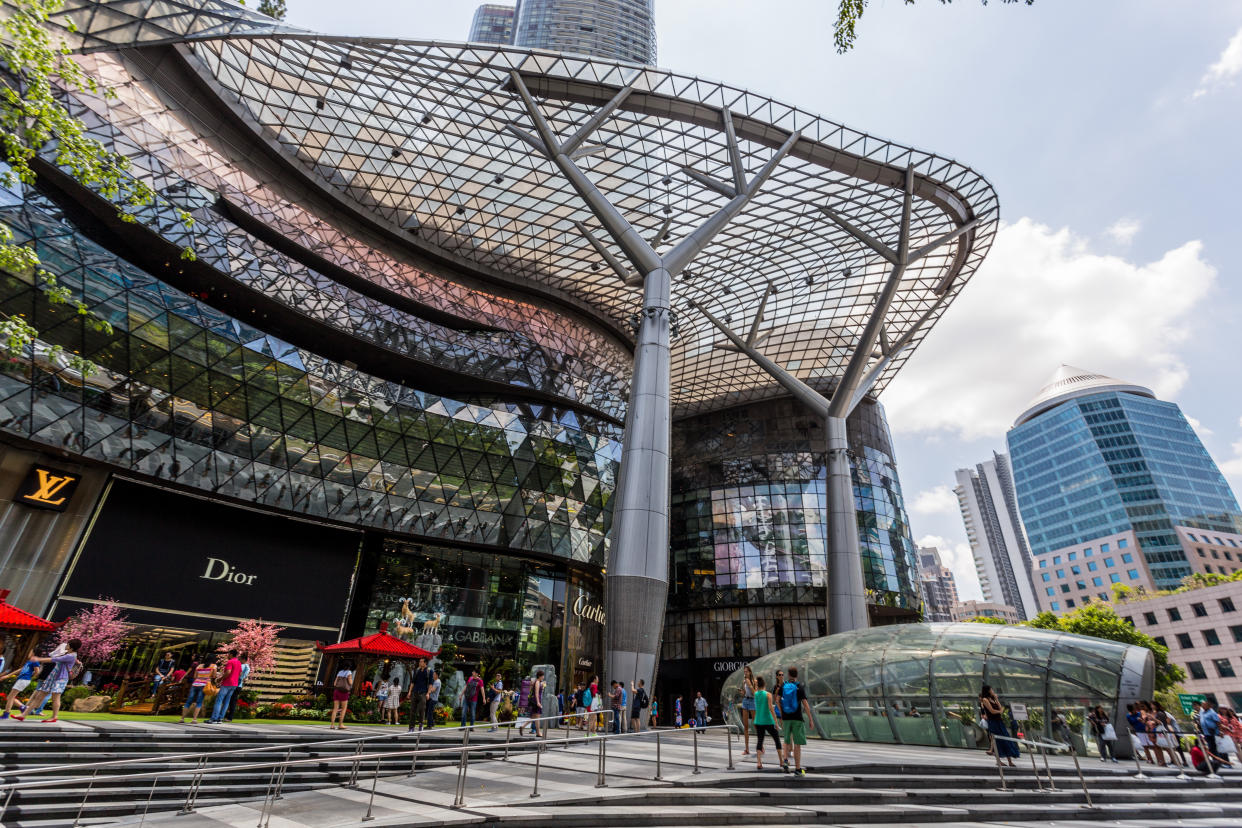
left=57, top=480, right=359, bottom=637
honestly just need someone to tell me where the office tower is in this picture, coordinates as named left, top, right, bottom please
left=469, top=4, right=515, bottom=45
left=955, top=453, right=1039, bottom=620
left=919, top=546, right=959, bottom=622
left=1009, top=366, right=1242, bottom=609
left=511, top=0, right=656, bottom=64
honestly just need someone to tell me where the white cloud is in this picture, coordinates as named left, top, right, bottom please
left=910, top=484, right=959, bottom=517
left=1186, top=415, right=1214, bottom=439
left=1105, top=217, right=1141, bottom=246
left=917, top=533, right=983, bottom=602
left=1219, top=416, right=1242, bottom=495
left=884, top=218, right=1216, bottom=441
left=1194, top=25, right=1242, bottom=97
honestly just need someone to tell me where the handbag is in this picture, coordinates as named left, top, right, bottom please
left=1102, top=723, right=1117, bottom=741
left=1217, top=734, right=1237, bottom=756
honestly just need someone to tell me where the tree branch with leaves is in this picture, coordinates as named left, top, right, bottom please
left=833, top=0, right=1034, bottom=54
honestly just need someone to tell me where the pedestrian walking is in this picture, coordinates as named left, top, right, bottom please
left=674, top=694, right=683, bottom=728
left=752, top=676, right=782, bottom=771
left=979, top=685, right=1018, bottom=767
left=427, top=670, right=441, bottom=728
left=460, top=668, right=484, bottom=727
left=1, top=655, right=42, bottom=719
left=1200, top=699, right=1222, bottom=760
left=740, top=664, right=757, bottom=755
left=408, top=658, right=431, bottom=731
left=572, top=682, right=587, bottom=729
left=1217, top=707, right=1241, bottom=763
left=1190, top=736, right=1228, bottom=774
left=527, top=670, right=545, bottom=735
left=777, top=667, right=814, bottom=775
left=224, top=654, right=250, bottom=722
left=329, top=661, right=353, bottom=730
left=12, top=639, right=80, bottom=724
left=693, top=691, right=707, bottom=730
left=178, top=657, right=216, bottom=725
left=619, top=682, right=628, bottom=733
left=629, top=679, right=648, bottom=733
left=609, top=680, right=624, bottom=734
left=381, top=678, right=400, bottom=724
left=587, top=676, right=601, bottom=736
left=649, top=698, right=658, bottom=727
left=207, top=649, right=243, bottom=724
left=1088, top=705, right=1118, bottom=763
left=488, top=672, right=504, bottom=731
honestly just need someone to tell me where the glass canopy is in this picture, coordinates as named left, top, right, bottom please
left=722, top=623, right=1153, bottom=753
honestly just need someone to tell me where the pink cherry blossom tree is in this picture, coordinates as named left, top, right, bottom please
left=56, top=599, right=130, bottom=666
left=217, top=619, right=284, bottom=674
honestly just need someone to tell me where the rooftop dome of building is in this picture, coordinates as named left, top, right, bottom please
left=1013, top=364, right=1155, bottom=427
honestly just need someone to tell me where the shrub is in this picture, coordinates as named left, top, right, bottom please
left=61, top=686, right=93, bottom=705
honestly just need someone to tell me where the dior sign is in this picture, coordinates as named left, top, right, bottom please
left=200, top=557, right=258, bottom=586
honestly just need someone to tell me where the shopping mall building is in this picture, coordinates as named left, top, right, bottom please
left=0, top=1, right=996, bottom=703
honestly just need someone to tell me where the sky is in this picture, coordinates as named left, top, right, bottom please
left=281, top=0, right=1242, bottom=601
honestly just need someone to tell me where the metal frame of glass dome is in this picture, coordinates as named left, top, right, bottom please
left=722, top=623, right=1153, bottom=757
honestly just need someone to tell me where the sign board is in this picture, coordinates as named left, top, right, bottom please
left=1178, top=693, right=1207, bottom=716
left=1010, top=702, right=1028, bottom=721
left=16, top=465, right=80, bottom=511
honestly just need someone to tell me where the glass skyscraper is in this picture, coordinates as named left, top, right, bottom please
left=955, top=452, right=1039, bottom=619
left=511, top=0, right=656, bottom=64
left=468, top=4, right=515, bottom=45
left=1008, top=366, right=1242, bottom=591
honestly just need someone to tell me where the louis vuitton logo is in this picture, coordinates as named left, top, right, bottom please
left=18, top=466, right=80, bottom=511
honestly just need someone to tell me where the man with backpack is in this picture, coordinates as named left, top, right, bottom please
left=629, top=679, right=649, bottom=732
left=777, top=666, right=814, bottom=775
left=407, top=658, right=431, bottom=731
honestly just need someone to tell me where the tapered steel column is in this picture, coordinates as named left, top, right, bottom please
left=607, top=266, right=672, bottom=695
left=825, top=415, right=868, bottom=633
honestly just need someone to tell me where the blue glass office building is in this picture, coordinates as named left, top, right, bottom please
left=1007, top=366, right=1242, bottom=589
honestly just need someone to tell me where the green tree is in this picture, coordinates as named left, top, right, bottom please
left=833, top=0, right=1035, bottom=54
left=0, top=0, right=193, bottom=373
left=1029, top=603, right=1185, bottom=693
left=239, top=0, right=288, bottom=20
left=963, top=615, right=1008, bottom=624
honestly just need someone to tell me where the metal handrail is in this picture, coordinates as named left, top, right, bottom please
left=0, top=713, right=720, bottom=827
left=0, top=706, right=589, bottom=781
left=987, top=731, right=1090, bottom=806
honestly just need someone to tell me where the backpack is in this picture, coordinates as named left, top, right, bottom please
left=638, top=689, right=649, bottom=709
left=779, top=681, right=800, bottom=715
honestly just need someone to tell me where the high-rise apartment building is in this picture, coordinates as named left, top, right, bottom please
left=1008, top=366, right=1242, bottom=609
left=468, top=4, right=515, bottom=45
left=919, top=546, right=959, bottom=622
left=955, top=453, right=1039, bottom=619
left=509, top=0, right=656, bottom=64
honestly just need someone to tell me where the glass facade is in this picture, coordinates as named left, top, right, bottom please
left=721, top=623, right=1153, bottom=753
left=358, top=540, right=603, bottom=690
left=513, top=0, right=656, bottom=64
left=1008, top=391, right=1242, bottom=588
left=659, top=397, right=921, bottom=718
left=469, top=4, right=515, bottom=45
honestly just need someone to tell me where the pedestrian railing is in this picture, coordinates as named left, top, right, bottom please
left=1125, top=724, right=1218, bottom=782
left=986, top=732, right=1093, bottom=806
left=0, top=712, right=735, bottom=827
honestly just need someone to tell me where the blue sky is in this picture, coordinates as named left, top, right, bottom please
left=284, top=0, right=1242, bottom=599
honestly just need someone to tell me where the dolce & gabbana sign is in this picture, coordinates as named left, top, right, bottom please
left=572, top=593, right=606, bottom=625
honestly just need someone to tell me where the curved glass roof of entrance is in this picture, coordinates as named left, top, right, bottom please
left=58, top=0, right=999, bottom=417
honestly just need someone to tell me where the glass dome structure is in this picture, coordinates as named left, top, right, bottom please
left=722, top=623, right=1152, bottom=755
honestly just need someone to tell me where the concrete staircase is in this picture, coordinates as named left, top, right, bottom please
left=0, top=725, right=511, bottom=827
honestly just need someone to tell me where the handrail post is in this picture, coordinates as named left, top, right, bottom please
left=692, top=728, right=701, bottom=774
left=530, top=742, right=543, bottom=799
left=595, top=732, right=607, bottom=788
left=655, top=730, right=664, bottom=780
left=180, top=756, right=206, bottom=815
left=349, top=741, right=365, bottom=788
left=1040, top=743, right=1057, bottom=791
left=727, top=724, right=735, bottom=771
left=990, top=734, right=1008, bottom=791
left=1028, top=739, right=1044, bottom=792
left=361, top=757, right=381, bottom=821
left=2, top=784, right=15, bottom=824
left=504, top=723, right=513, bottom=760
left=452, top=724, right=471, bottom=808
left=72, top=768, right=98, bottom=827
left=1129, top=728, right=1148, bottom=780
left=137, top=775, right=160, bottom=828
left=1068, top=745, right=1093, bottom=807
left=274, top=747, right=291, bottom=800
left=257, top=764, right=280, bottom=828
left=409, top=727, right=423, bottom=777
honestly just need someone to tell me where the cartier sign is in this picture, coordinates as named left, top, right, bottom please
left=572, top=593, right=606, bottom=625
left=16, top=466, right=80, bottom=511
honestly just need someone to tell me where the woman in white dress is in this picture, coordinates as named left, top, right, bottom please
left=384, top=678, right=402, bottom=725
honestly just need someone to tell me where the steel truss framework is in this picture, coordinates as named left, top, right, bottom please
left=34, top=0, right=1000, bottom=694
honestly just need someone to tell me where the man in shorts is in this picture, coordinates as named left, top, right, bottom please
left=777, top=666, right=815, bottom=775
left=1, top=655, right=43, bottom=718
left=13, top=639, right=81, bottom=724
